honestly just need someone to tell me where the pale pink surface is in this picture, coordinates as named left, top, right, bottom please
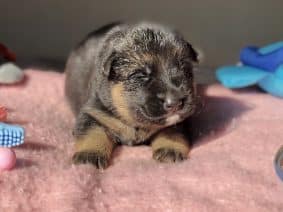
left=0, top=70, right=282, bottom=212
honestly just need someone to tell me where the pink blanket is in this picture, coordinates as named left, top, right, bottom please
left=1, top=70, right=282, bottom=212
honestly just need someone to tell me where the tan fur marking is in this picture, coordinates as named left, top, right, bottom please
left=84, top=107, right=135, bottom=140
left=75, top=127, right=113, bottom=158
left=111, top=83, right=135, bottom=124
left=142, top=53, right=156, bottom=63
left=151, top=128, right=190, bottom=155
left=83, top=107, right=158, bottom=144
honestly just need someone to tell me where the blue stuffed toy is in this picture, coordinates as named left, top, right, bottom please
left=216, top=41, right=283, bottom=98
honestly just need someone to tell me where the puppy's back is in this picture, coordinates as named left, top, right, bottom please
left=64, top=22, right=121, bottom=114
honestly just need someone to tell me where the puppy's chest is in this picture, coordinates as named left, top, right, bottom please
left=85, top=108, right=160, bottom=145
left=109, top=126, right=159, bottom=146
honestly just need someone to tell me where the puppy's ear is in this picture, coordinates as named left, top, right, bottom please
left=185, top=42, right=199, bottom=63
left=103, top=51, right=118, bottom=81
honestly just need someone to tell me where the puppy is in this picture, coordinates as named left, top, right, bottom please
left=65, top=22, right=198, bottom=169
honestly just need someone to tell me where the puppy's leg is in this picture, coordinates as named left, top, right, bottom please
left=151, top=127, right=189, bottom=163
left=72, top=113, right=114, bottom=169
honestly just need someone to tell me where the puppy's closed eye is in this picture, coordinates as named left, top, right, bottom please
left=128, top=69, right=151, bottom=82
left=171, top=76, right=183, bottom=88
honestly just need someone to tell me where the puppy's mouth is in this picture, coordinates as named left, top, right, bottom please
left=136, top=103, right=195, bottom=126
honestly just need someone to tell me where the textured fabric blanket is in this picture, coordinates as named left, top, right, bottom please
left=0, top=70, right=282, bottom=212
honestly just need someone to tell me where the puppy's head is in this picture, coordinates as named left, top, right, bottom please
left=99, top=23, right=198, bottom=127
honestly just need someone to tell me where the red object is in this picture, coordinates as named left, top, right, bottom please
left=0, top=43, right=16, bottom=61
left=0, top=106, right=7, bottom=121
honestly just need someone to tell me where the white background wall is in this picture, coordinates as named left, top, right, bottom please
left=1, top=0, right=282, bottom=67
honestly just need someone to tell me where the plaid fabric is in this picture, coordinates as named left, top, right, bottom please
left=0, top=122, right=24, bottom=147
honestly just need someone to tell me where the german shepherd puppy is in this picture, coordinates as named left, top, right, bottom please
left=65, top=22, right=198, bottom=169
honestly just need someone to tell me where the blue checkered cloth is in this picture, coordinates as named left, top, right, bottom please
left=0, top=122, right=24, bottom=147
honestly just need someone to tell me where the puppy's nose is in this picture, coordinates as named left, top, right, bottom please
left=163, top=95, right=185, bottom=112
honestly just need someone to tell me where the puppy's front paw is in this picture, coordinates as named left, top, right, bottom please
left=153, top=148, right=187, bottom=163
left=72, top=151, right=109, bottom=169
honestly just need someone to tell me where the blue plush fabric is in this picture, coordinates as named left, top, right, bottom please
left=216, top=65, right=268, bottom=88
left=275, top=65, right=283, bottom=80
left=216, top=41, right=283, bottom=98
left=240, top=46, right=283, bottom=72
left=258, top=71, right=283, bottom=98
left=0, top=122, right=24, bottom=147
left=259, top=41, right=283, bottom=54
